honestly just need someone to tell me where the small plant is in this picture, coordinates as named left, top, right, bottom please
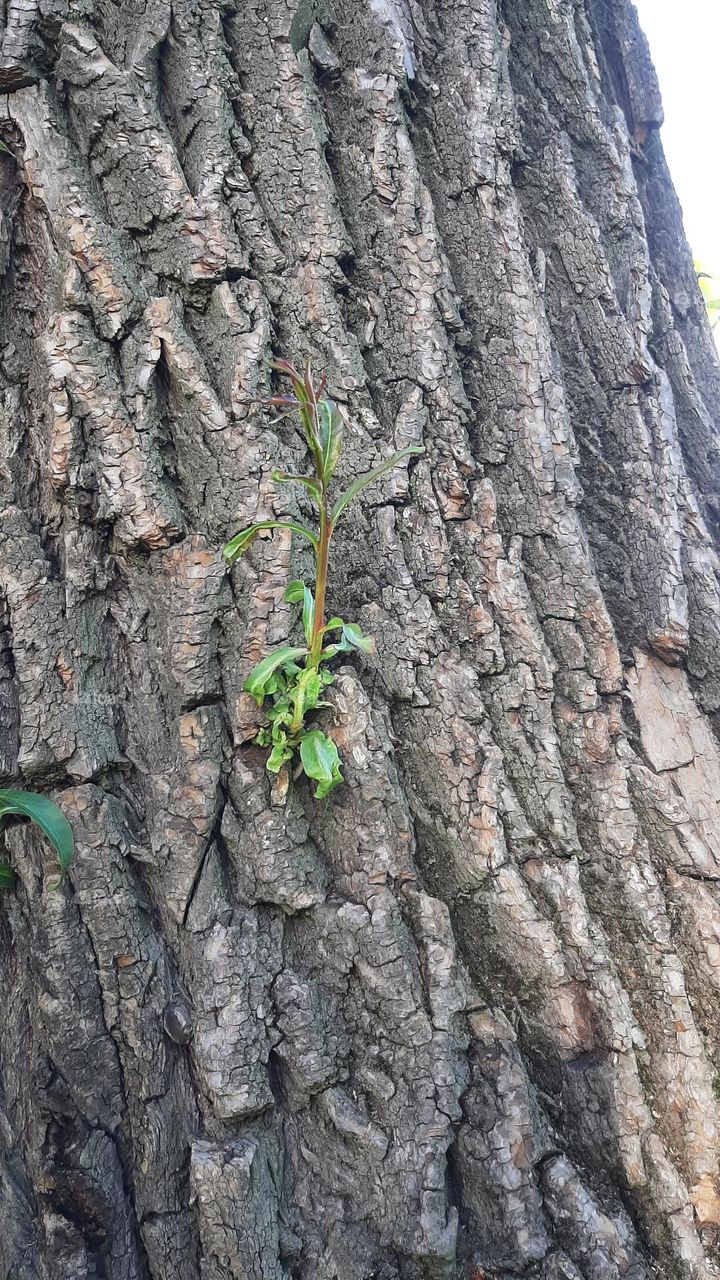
left=224, top=360, right=421, bottom=797
left=0, top=790, right=74, bottom=889
left=696, top=260, right=720, bottom=333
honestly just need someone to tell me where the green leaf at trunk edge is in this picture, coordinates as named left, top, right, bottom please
left=0, top=790, right=74, bottom=877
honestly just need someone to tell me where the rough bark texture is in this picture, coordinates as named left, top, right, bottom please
left=0, top=0, right=719, bottom=1277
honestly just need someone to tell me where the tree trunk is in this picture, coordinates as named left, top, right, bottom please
left=1, top=0, right=719, bottom=1276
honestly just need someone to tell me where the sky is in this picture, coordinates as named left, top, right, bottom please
left=633, top=0, right=720, bottom=273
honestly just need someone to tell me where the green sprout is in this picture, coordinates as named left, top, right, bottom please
left=696, top=260, right=720, bottom=332
left=224, top=360, right=422, bottom=798
left=0, top=789, right=74, bottom=890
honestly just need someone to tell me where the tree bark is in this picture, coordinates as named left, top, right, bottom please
left=0, top=0, right=719, bottom=1276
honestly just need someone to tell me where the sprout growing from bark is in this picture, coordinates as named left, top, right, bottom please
left=224, top=360, right=421, bottom=797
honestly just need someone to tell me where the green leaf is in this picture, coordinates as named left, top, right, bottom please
left=267, top=693, right=292, bottom=721
left=299, top=731, right=343, bottom=799
left=301, top=670, right=324, bottom=710
left=284, top=580, right=306, bottom=603
left=302, top=586, right=315, bottom=646
left=224, top=520, right=318, bottom=564
left=264, top=673, right=287, bottom=698
left=244, top=646, right=308, bottom=703
left=318, top=400, right=344, bottom=484
left=0, top=864, right=16, bottom=890
left=0, top=790, right=74, bottom=878
left=281, top=665, right=313, bottom=731
left=271, top=470, right=323, bottom=504
left=267, top=734, right=293, bottom=773
left=320, top=622, right=374, bottom=657
left=285, top=579, right=317, bottom=643
left=330, top=447, right=423, bottom=528
left=340, top=622, right=375, bottom=654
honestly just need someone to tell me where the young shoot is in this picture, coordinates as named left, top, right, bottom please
left=224, top=360, right=421, bottom=797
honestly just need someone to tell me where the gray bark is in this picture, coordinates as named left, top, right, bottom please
left=0, top=0, right=719, bottom=1276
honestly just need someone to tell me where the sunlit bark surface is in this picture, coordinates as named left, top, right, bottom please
left=1, top=1, right=720, bottom=1276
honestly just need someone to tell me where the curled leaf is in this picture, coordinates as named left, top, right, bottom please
left=267, top=733, right=294, bottom=773
left=340, top=622, right=375, bottom=654
left=302, top=586, right=315, bottom=646
left=284, top=580, right=306, bottom=603
left=244, top=646, right=308, bottom=704
left=299, top=669, right=324, bottom=710
left=318, top=644, right=340, bottom=662
left=318, top=400, right=344, bottom=484
left=0, top=789, right=74, bottom=881
left=299, top=730, right=343, bottom=799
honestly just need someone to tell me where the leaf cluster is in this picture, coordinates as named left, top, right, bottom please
left=224, top=360, right=421, bottom=797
